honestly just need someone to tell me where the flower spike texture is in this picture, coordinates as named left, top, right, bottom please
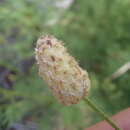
left=35, top=35, right=90, bottom=105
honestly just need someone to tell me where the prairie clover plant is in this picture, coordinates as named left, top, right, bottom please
left=35, top=35, right=120, bottom=130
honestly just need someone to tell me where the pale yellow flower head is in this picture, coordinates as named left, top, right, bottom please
left=35, top=35, right=90, bottom=105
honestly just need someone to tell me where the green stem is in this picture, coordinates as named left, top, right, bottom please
left=84, top=98, right=121, bottom=130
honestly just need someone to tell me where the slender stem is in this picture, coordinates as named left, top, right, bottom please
left=84, top=97, right=121, bottom=130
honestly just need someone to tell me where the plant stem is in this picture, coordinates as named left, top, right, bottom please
left=84, top=97, right=121, bottom=130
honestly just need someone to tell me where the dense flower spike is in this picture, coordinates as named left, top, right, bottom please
left=35, top=35, right=90, bottom=105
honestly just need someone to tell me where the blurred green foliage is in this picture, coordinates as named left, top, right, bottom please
left=0, top=0, right=130, bottom=129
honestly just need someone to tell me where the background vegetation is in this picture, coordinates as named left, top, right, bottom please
left=0, top=0, right=130, bottom=129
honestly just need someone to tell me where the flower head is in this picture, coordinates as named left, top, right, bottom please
left=35, top=35, right=90, bottom=105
